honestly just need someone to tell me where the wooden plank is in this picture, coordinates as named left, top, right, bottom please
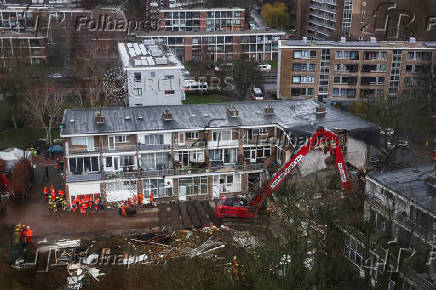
left=193, top=200, right=210, bottom=226
left=185, top=201, right=202, bottom=227
left=200, top=200, right=221, bottom=226
left=168, top=202, right=182, bottom=231
left=158, top=203, right=168, bottom=228
left=178, top=202, right=193, bottom=229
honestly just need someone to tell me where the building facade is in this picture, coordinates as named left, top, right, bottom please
left=342, top=166, right=436, bottom=289
left=296, top=0, right=436, bottom=41
left=159, top=8, right=245, bottom=32
left=278, top=38, right=436, bottom=100
left=118, top=41, right=185, bottom=107
left=59, top=100, right=374, bottom=209
left=136, top=30, right=286, bottom=62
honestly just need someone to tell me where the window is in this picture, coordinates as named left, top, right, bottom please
left=293, top=50, right=316, bottom=59
left=179, top=176, right=208, bottom=196
left=144, top=134, right=164, bottom=145
left=293, top=63, right=316, bottom=72
left=209, top=148, right=237, bottom=164
left=345, top=234, right=364, bottom=268
left=115, top=135, right=128, bottom=143
left=143, top=179, right=172, bottom=198
left=140, top=152, right=171, bottom=170
left=212, top=130, right=233, bottom=141
left=134, top=72, right=141, bottom=82
left=134, top=88, right=142, bottom=97
left=335, top=50, right=359, bottom=60
left=68, top=156, right=99, bottom=174
left=291, top=87, right=314, bottom=96
left=185, top=131, right=198, bottom=139
left=165, top=90, right=175, bottom=95
left=214, top=173, right=241, bottom=193
left=292, top=76, right=315, bottom=83
left=164, top=75, right=174, bottom=80
left=120, top=155, right=135, bottom=169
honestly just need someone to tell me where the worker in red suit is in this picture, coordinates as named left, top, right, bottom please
left=133, top=195, right=138, bottom=207
left=138, top=192, right=144, bottom=206
left=23, top=226, right=33, bottom=245
left=43, top=186, right=48, bottom=200
left=121, top=201, right=127, bottom=217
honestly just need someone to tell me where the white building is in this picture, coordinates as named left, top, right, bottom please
left=118, top=41, right=185, bottom=107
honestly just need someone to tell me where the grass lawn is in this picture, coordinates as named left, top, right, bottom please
left=0, top=128, right=60, bottom=150
left=182, top=94, right=234, bottom=104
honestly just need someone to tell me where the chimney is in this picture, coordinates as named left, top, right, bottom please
left=370, top=37, right=376, bottom=44
left=226, top=104, right=239, bottom=118
left=162, top=108, right=173, bottom=121
left=95, top=111, right=105, bottom=124
left=264, top=105, right=274, bottom=115
left=340, top=37, right=346, bottom=43
left=303, top=36, right=308, bottom=44
left=409, top=37, right=416, bottom=44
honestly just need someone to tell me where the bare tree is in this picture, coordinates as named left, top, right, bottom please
left=23, top=86, right=65, bottom=146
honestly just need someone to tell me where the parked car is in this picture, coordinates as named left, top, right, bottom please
left=258, top=64, right=272, bottom=72
left=250, top=88, right=264, bottom=101
left=184, top=79, right=208, bottom=91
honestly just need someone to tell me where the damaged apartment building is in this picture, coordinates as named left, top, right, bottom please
left=59, top=100, right=376, bottom=208
left=342, top=166, right=436, bottom=289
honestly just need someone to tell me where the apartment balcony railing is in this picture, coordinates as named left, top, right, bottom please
left=65, top=147, right=100, bottom=155
left=65, top=172, right=102, bottom=182
left=102, top=145, right=137, bottom=152
left=138, top=144, right=171, bottom=151
left=102, top=170, right=139, bottom=180
left=243, top=139, right=272, bottom=146
left=175, top=166, right=208, bottom=175
left=245, top=163, right=265, bottom=171
left=173, top=141, right=206, bottom=150
left=210, top=162, right=243, bottom=172
left=141, top=168, right=174, bottom=178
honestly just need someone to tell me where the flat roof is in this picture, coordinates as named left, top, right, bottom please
left=135, top=29, right=286, bottom=37
left=118, top=41, right=184, bottom=70
left=367, top=166, right=436, bottom=217
left=60, top=100, right=376, bottom=138
left=279, top=39, right=436, bottom=50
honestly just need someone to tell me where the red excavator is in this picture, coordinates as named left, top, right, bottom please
left=216, top=127, right=352, bottom=219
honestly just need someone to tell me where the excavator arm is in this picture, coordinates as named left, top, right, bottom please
left=249, top=127, right=351, bottom=208
left=216, top=127, right=352, bottom=218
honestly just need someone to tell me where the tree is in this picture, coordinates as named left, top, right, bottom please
left=222, top=61, right=264, bottom=98
left=23, top=86, right=65, bottom=146
left=261, top=2, right=291, bottom=29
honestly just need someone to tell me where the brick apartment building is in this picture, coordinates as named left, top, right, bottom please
left=342, top=166, right=436, bottom=289
left=59, top=100, right=375, bottom=208
left=136, top=30, right=286, bottom=62
left=277, top=37, right=436, bottom=100
left=159, top=7, right=245, bottom=31
left=296, top=0, right=436, bottom=41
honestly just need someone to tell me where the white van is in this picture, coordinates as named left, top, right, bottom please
left=184, top=79, right=208, bottom=91
left=258, top=64, right=272, bottom=72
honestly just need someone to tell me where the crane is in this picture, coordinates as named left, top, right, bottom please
left=216, top=127, right=352, bottom=218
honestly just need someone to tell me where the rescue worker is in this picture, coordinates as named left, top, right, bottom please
left=127, top=198, right=133, bottom=207
left=88, top=197, right=93, bottom=209
left=138, top=192, right=144, bottom=206
left=149, top=193, right=154, bottom=205
left=24, top=226, right=33, bottom=245
left=133, top=195, right=138, bottom=207
left=117, top=202, right=122, bottom=215
left=98, top=198, right=104, bottom=210
left=50, top=186, right=56, bottom=200
left=56, top=157, right=60, bottom=170
left=121, top=201, right=127, bottom=217
left=94, top=197, right=100, bottom=211
left=80, top=202, right=87, bottom=214
left=232, top=256, right=238, bottom=276
left=43, top=186, right=48, bottom=200
left=58, top=189, right=64, bottom=198
left=72, top=198, right=78, bottom=213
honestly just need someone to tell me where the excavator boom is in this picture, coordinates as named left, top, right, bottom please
left=216, top=127, right=352, bottom=218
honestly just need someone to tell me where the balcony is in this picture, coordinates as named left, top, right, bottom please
left=102, top=145, right=137, bottom=153
left=65, top=172, right=101, bottom=182
left=138, top=144, right=171, bottom=151
left=243, top=139, right=273, bottom=146
left=245, top=163, right=264, bottom=171
left=102, top=170, right=139, bottom=180
left=173, top=140, right=206, bottom=150
left=65, top=146, right=100, bottom=156
left=210, top=162, right=243, bottom=172
left=175, top=166, right=208, bottom=175
left=141, top=168, right=174, bottom=178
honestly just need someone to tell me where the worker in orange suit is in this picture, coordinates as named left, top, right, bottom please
left=43, top=186, right=48, bottom=200
left=149, top=193, right=154, bottom=204
left=121, top=201, right=127, bottom=217
left=138, top=192, right=144, bottom=206
left=80, top=202, right=87, bottom=214
left=72, top=198, right=78, bottom=213
left=133, top=195, right=138, bottom=207
left=23, top=226, right=33, bottom=245
left=50, top=186, right=56, bottom=200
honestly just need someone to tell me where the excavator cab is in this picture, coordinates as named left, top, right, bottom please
left=216, top=196, right=256, bottom=218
